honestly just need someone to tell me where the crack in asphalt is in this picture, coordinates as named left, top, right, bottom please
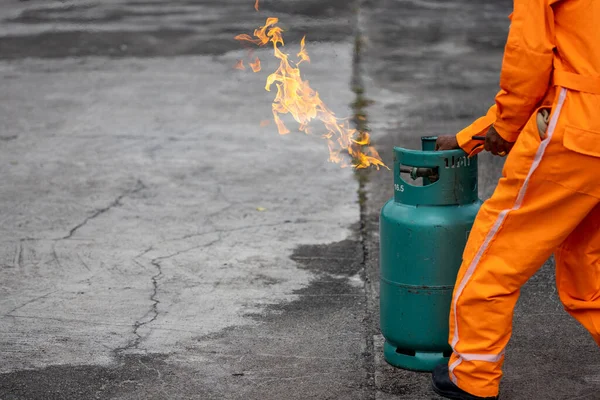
left=115, top=249, right=161, bottom=355
left=352, top=3, right=377, bottom=397
left=116, top=236, right=223, bottom=354
left=62, top=180, right=146, bottom=240
left=114, top=257, right=161, bottom=354
left=3, top=290, right=60, bottom=317
left=15, top=239, right=23, bottom=270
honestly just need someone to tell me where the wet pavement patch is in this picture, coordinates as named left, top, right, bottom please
left=291, top=239, right=363, bottom=277
left=7, top=5, right=101, bottom=24
left=260, top=0, right=352, bottom=18
left=0, top=354, right=199, bottom=400
left=0, top=30, right=235, bottom=59
left=184, top=237, right=375, bottom=399
left=256, top=238, right=367, bottom=319
left=0, top=25, right=353, bottom=59
left=9, top=8, right=193, bottom=24
left=2, top=0, right=355, bottom=59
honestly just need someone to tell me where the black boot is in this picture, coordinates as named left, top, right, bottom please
left=431, top=364, right=498, bottom=400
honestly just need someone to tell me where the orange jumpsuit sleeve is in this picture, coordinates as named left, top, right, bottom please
left=493, top=0, right=556, bottom=142
left=456, top=105, right=497, bottom=156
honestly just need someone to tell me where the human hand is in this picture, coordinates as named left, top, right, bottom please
left=485, top=125, right=514, bottom=157
left=435, top=135, right=459, bottom=151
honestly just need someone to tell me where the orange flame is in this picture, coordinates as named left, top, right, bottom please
left=297, top=36, right=310, bottom=65
left=250, top=57, right=261, bottom=72
left=235, top=17, right=277, bottom=47
left=237, top=17, right=386, bottom=169
left=255, top=0, right=259, bottom=11
left=234, top=34, right=259, bottom=45
left=234, top=59, right=245, bottom=70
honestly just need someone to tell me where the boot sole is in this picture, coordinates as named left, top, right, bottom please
left=431, top=380, right=466, bottom=400
left=431, top=380, right=499, bottom=400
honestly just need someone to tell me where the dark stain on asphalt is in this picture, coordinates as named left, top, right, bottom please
left=0, top=30, right=232, bottom=59
left=1, top=0, right=354, bottom=60
left=0, top=354, right=205, bottom=400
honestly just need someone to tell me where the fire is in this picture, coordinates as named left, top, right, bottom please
left=234, top=60, right=245, bottom=70
left=255, top=0, right=259, bottom=11
left=297, top=36, right=310, bottom=65
left=236, top=16, right=386, bottom=169
left=249, top=57, right=261, bottom=72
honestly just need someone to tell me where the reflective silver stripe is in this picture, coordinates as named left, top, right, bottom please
left=449, top=88, right=568, bottom=377
left=449, top=357, right=462, bottom=384
left=450, top=209, right=509, bottom=349
left=515, top=88, right=567, bottom=208
left=449, top=352, right=505, bottom=384
left=459, top=351, right=505, bottom=363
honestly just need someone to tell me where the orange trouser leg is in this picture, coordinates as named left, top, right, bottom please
left=556, top=204, right=600, bottom=346
left=447, top=90, right=600, bottom=397
left=448, top=181, right=598, bottom=397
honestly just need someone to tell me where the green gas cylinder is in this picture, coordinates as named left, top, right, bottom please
left=379, top=136, right=482, bottom=372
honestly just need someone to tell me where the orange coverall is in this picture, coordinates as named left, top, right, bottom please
left=449, top=1, right=600, bottom=397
